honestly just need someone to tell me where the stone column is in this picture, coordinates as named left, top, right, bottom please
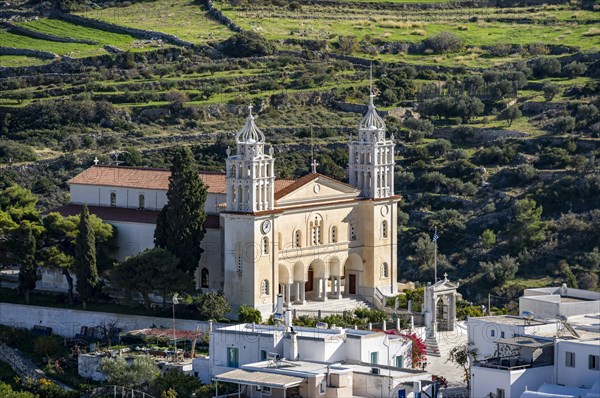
left=286, top=284, right=292, bottom=307
left=336, top=277, right=342, bottom=299
left=322, top=278, right=328, bottom=302
left=300, top=282, right=306, bottom=305
left=317, top=278, right=322, bottom=299
left=295, top=282, right=300, bottom=303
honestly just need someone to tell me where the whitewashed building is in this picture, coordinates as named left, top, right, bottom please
left=48, top=95, right=400, bottom=316
left=193, top=320, right=430, bottom=398
left=468, top=287, right=600, bottom=398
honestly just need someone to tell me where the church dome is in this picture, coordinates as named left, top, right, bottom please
left=235, top=107, right=265, bottom=144
left=358, top=94, right=386, bottom=131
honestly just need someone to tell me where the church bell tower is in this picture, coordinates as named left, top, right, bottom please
left=348, top=91, right=395, bottom=199
left=226, top=106, right=275, bottom=212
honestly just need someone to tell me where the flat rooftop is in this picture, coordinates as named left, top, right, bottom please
left=215, top=323, right=382, bottom=339
left=467, top=315, right=552, bottom=326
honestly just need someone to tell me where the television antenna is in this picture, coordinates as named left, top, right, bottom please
left=108, top=150, right=129, bottom=166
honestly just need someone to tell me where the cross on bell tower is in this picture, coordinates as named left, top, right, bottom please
left=311, top=159, right=319, bottom=174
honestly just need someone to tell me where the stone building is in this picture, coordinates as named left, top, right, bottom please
left=50, top=94, right=400, bottom=316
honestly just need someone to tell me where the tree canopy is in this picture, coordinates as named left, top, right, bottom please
left=154, top=146, right=208, bottom=275
left=74, top=205, right=98, bottom=309
left=111, top=248, right=193, bottom=311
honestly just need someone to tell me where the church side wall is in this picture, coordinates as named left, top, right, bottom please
left=70, top=184, right=222, bottom=213
left=111, top=221, right=156, bottom=261
left=70, top=184, right=168, bottom=210
left=197, top=228, right=223, bottom=290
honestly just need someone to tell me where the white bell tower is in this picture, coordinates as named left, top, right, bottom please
left=348, top=90, right=395, bottom=199
left=226, top=106, right=275, bottom=212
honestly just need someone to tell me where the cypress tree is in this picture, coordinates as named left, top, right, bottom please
left=154, top=146, right=207, bottom=276
left=17, top=224, right=37, bottom=305
left=74, top=205, right=98, bottom=309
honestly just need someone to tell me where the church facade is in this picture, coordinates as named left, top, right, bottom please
left=54, top=95, right=400, bottom=315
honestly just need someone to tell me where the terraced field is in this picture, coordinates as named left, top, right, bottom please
left=18, top=18, right=144, bottom=50
left=0, top=55, right=51, bottom=67
left=78, top=0, right=233, bottom=44
left=0, top=17, right=175, bottom=65
left=216, top=1, right=600, bottom=67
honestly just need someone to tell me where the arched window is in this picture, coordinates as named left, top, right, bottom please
left=310, top=216, right=323, bottom=245
left=261, top=279, right=269, bottom=296
left=138, top=194, right=145, bottom=210
left=110, top=192, right=116, bottom=207
left=381, top=262, right=389, bottom=278
left=331, top=226, right=338, bottom=243
left=262, top=237, right=269, bottom=255
left=382, top=221, right=388, bottom=238
left=201, top=268, right=209, bottom=288
left=294, top=230, right=301, bottom=248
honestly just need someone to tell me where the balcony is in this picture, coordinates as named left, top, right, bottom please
left=474, top=336, right=554, bottom=371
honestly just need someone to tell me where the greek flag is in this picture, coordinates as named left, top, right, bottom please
left=432, top=231, right=439, bottom=243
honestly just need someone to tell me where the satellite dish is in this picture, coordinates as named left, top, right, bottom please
left=521, top=311, right=535, bottom=320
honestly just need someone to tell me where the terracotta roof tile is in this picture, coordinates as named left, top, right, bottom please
left=68, top=165, right=227, bottom=193
left=69, top=166, right=298, bottom=196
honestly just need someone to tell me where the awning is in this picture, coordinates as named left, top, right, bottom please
left=213, top=369, right=304, bottom=389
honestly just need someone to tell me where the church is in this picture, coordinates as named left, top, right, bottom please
left=50, top=93, right=400, bottom=316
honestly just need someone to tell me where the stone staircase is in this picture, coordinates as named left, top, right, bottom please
left=426, top=336, right=442, bottom=357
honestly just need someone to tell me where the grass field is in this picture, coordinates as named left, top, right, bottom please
left=0, top=55, right=51, bottom=67
left=18, top=18, right=142, bottom=48
left=78, top=0, right=233, bottom=44
left=0, top=17, right=178, bottom=66
left=222, top=6, right=600, bottom=50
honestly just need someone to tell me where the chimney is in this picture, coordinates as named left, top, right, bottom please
left=284, top=328, right=298, bottom=361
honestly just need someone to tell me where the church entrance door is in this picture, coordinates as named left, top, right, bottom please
left=306, top=268, right=314, bottom=291
left=349, top=274, right=356, bottom=294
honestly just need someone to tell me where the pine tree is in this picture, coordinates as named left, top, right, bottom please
left=74, top=205, right=98, bottom=309
left=17, top=224, right=37, bottom=305
left=154, top=146, right=207, bottom=276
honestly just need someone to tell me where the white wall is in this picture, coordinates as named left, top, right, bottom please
left=556, top=340, right=600, bottom=389
left=111, top=220, right=156, bottom=261
left=467, top=317, right=557, bottom=359
left=0, top=302, right=214, bottom=337
left=70, top=184, right=222, bottom=213
left=509, top=366, right=553, bottom=396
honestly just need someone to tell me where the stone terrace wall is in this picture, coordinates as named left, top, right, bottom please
left=5, top=23, right=98, bottom=44
left=0, top=342, right=46, bottom=381
left=0, top=46, right=58, bottom=59
left=50, top=11, right=194, bottom=48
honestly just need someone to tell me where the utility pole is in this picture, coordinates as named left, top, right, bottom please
left=488, top=293, right=491, bottom=316
left=432, top=227, right=439, bottom=282
left=172, top=293, right=179, bottom=363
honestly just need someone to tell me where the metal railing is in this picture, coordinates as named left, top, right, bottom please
left=86, top=385, right=157, bottom=398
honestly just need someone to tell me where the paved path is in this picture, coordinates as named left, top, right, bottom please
left=425, top=324, right=469, bottom=388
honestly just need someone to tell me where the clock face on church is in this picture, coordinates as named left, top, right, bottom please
left=261, top=220, right=272, bottom=234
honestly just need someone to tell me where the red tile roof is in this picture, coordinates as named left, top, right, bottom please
left=68, top=165, right=226, bottom=193
left=46, top=204, right=220, bottom=228
left=69, top=166, right=297, bottom=196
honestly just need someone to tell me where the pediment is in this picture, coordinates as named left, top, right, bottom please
left=275, top=174, right=360, bottom=206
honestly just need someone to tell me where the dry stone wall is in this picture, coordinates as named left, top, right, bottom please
left=50, top=11, right=194, bottom=48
